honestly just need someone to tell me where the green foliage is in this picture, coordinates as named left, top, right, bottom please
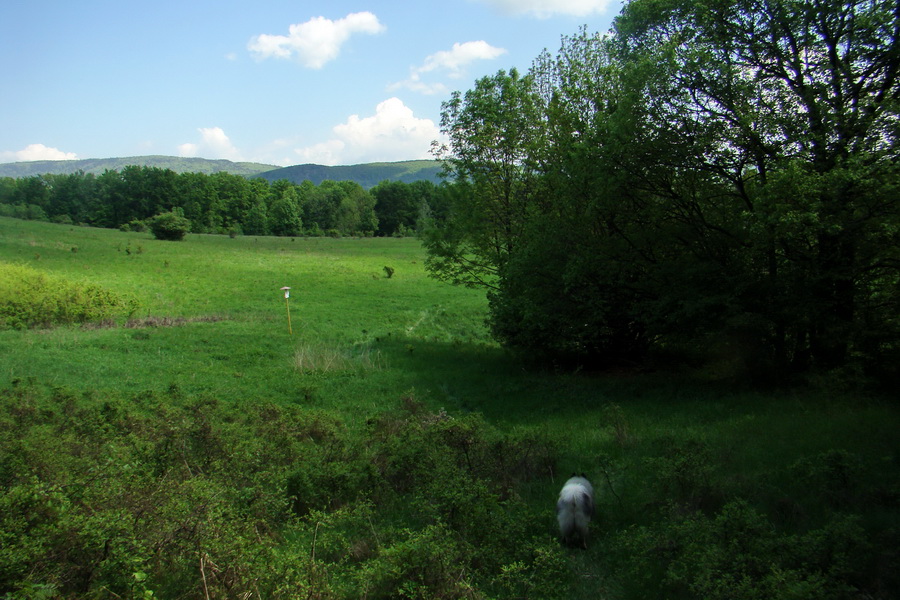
left=265, top=180, right=300, bottom=234
left=243, top=195, right=269, bottom=235
left=424, top=68, right=545, bottom=291
left=488, top=217, right=651, bottom=367
left=354, top=524, right=484, bottom=598
left=4, top=375, right=895, bottom=599
left=645, top=438, right=718, bottom=511
left=371, top=180, right=430, bottom=236
left=0, top=203, right=49, bottom=221
left=2, top=164, right=440, bottom=240
left=0, top=386, right=302, bottom=597
left=425, top=2, right=900, bottom=380
left=0, top=383, right=567, bottom=599
left=147, top=209, right=191, bottom=241
left=616, top=501, right=871, bottom=600
left=0, top=262, right=139, bottom=329
left=494, top=544, right=570, bottom=600
left=119, top=218, right=147, bottom=233
left=790, top=450, right=866, bottom=510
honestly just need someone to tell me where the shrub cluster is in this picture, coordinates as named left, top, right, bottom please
left=0, top=262, right=139, bottom=329
left=0, top=383, right=566, bottom=599
left=616, top=501, right=876, bottom=600
left=0, top=204, right=48, bottom=221
left=147, top=209, right=191, bottom=241
left=608, top=438, right=900, bottom=600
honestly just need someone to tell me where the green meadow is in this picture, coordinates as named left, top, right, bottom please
left=0, top=218, right=491, bottom=410
left=1, top=216, right=898, bottom=599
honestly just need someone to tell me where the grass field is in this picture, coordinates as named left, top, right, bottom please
left=2, top=216, right=899, bottom=599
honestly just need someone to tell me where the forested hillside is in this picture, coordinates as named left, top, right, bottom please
left=255, top=160, right=443, bottom=188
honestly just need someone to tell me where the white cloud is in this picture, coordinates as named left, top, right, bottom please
left=295, top=98, right=442, bottom=165
left=178, top=127, right=243, bottom=161
left=472, top=0, right=612, bottom=18
left=1, top=143, right=78, bottom=162
left=177, top=143, right=199, bottom=157
left=420, top=41, right=508, bottom=78
left=248, top=12, right=386, bottom=69
left=293, top=139, right=346, bottom=166
left=391, top=79, right=450, bottom=96
left=391, top=41, right=507, bottom=95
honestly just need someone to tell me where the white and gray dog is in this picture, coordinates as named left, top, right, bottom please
left=556, top=474, right=594, bottom=548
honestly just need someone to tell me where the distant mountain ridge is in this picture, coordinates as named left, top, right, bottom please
left=0, top=155, right=445, bottom=188
left=0, top=155, right=278, bottom=177
left=255, top=160, right=443, bottom=188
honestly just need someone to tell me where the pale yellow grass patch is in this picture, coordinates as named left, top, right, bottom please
left=293, top=342, right=384, bottom=373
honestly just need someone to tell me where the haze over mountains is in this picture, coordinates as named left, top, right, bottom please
left=0, top=156, right=443, bottom=188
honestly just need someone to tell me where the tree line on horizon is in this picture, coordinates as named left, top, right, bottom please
left=0, top=166, right=450, bottom=238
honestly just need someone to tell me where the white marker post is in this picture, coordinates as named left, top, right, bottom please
left=281, top=286, right=292, bottom=335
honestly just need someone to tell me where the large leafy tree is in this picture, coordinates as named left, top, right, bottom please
left=425, top=0, right=900, bottom=376
left=489, top=31, right=660, bottom=364
left=267, top=180, right=303, bottom=237
left=118, top=166, right=178, bottom=224
left=210, top=172, right=255, bottom=231
left=371, top=180, right=418, bottom=236
left=424, top=68, right=547, bottom=290
left=45, top=172, right=97, bottom=224
left=333, top=180, right=378, bottom=235
left=13, top=177, right=51, bottom=214
left=243, top=195, right=269, bottom=236
left=94, top=170, right=127, bottom=227
left=612, top=0, right=900, bottom=370
left=176, top=171, right=222, bottom=233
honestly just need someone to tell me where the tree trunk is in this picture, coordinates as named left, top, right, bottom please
left=809, top=232, right=856, bottom=369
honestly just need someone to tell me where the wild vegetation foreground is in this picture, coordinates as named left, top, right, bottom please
left=1, top=218, right=898, bottom=599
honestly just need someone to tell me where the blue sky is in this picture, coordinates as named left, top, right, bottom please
left=1, top=0, right=618, bottom=167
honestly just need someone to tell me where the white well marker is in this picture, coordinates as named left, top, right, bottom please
left=281, top=286, right=292, bottom=335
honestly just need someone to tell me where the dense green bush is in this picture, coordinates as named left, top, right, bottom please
left=147, top=209, right=191, bottom=241
left=0, top=203, right=48, bottom=221
left=0, top=262, right=139, bottom=329
left=119, top=219, right=148, bottom=233
left=605, top=435, right=900, bottom=600
left=615, top=501, right=872, bottom=600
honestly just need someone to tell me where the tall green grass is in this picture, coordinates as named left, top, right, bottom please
left=1, top=217, right=898, bottom=599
